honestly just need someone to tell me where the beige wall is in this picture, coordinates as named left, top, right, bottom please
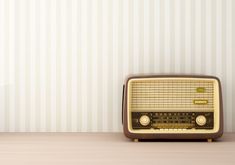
left=0, top=0, right=234, bottom=132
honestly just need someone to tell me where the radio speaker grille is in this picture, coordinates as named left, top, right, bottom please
left=130, top=80, right=214, bottom=111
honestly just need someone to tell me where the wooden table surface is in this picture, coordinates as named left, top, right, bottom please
left=0, top=133, right=234, bottom=165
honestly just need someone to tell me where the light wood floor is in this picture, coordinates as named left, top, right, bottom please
left=0, top=133, right=234, bottom=165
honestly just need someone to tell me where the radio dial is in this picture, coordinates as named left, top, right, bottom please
left=196, top=115, right=207, bottom=126
left=139, top=115, right=150, bottom=126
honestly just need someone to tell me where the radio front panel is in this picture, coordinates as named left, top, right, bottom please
left=123, top=76, right=223, bottom=140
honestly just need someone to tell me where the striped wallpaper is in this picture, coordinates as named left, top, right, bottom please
left=0, top=0, right=234, bottom=132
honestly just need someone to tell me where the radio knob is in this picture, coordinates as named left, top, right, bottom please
left=196, top=115, right=207, bottom=126
left=139, top=115, right=150, bottom=126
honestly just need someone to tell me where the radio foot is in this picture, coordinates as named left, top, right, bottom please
left=133, top=139, right=139, bottom=142
left=207, top=139, right=213, bottom=142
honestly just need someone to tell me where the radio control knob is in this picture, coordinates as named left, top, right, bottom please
left=196, top=115, right=207, bottom=126
left=139, top=115, right=150, bottom=126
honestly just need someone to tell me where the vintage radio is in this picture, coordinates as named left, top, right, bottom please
left=122, top=75, right=223, bottom=142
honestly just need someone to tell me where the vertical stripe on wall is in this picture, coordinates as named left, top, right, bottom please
left=0, top=0, right=5, bottom=131
left=232, top=0, right=235, bottom=132
left=9, top=0, right=16, bottom=132
left=184, top=0, right=191, bottom=74
left=0, top=0, right=234, bottom=132
left=226, top=0, right=232, bottom=133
